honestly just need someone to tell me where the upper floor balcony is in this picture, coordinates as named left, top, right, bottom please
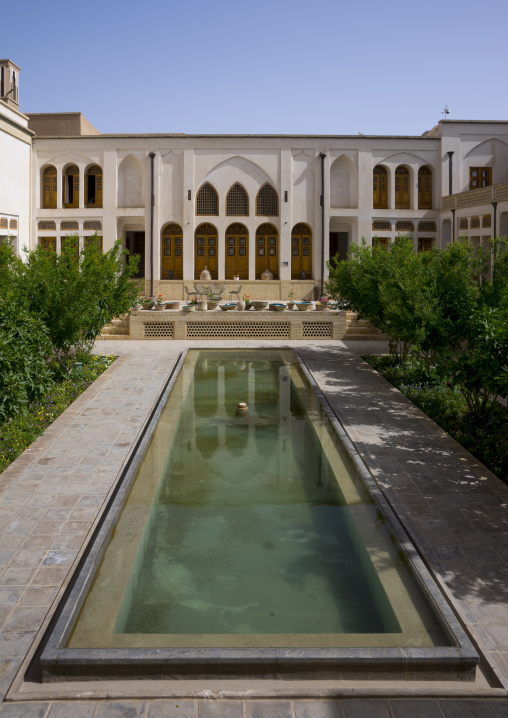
left=442, top=183, right=508, bottom=210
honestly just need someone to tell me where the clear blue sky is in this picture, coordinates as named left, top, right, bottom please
left=6, top=0, right=507, bottom=136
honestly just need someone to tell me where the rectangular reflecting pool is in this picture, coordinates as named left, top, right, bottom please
left=40, top=350, right=478, bottom=681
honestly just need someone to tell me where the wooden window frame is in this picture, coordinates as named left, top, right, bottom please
left=255, top=184, right=279, bottom=217
left=469, top=167, right=492, bottom=190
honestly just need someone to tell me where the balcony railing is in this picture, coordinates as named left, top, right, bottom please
left=442, top=182, right=508, bottom=210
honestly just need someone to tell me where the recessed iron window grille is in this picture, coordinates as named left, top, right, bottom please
left=38, top=221, right=56, bottom=230
left=372, top=221, right=391, bottom=231
left=9, top=219, right=17, bottom=229
left=196, top=183, right=218, bottom=216
left=226, top=183, right=249, bottom=216
left=459, top=218, right=469, bottom=230
left=61, top=221, right=79, bottom=230
left=471, top=216, right=480, bottom=229
left=395, top=221, right=414, bottom=232
left=84, top=220, right=102, bottom=230
left=256, top=184, right=279, bottom=216
left=417, top=221, right=437, bottom=232
left=482, top=215, right=492, bottom=228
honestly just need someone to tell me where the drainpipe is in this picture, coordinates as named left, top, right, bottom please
left=149, top=151, right=155, bottom=298
left=451, top=208, right=456, bottom=243
left=492, top=201, right=498, bottom=239
left=447, top=151, right=454, bottom=195
left=320, top=152, right=326, bottom=297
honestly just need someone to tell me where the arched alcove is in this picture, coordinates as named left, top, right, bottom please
left=330, top=156, right=357, bottom=208
left=118, top=155, right=144, bottom=208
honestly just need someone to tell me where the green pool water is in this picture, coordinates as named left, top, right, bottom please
left=68, top=350, right=450, bottom=649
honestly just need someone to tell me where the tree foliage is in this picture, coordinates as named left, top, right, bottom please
left=326, top=235, right=508, bottom=418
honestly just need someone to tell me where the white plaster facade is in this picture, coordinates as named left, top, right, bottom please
left=3, top=60, right=508, bottom=288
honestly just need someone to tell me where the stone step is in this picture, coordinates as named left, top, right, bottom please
left=110, top=318, right=129, bottom=327
left=101, top=326, right=130, bottom=335
left=96, top=334, right=131, bottom=341
left=345, top=333, right=387, bottom=341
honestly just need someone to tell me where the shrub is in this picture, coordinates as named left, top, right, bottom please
left=0, top=299, right=53, bottom=421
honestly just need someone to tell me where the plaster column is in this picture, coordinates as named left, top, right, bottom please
left=279, top=149, right=291, bottom=281
left=411, top=165, right=418, bottom=210
left=389, top=167, right=396, bottom=210
left=217, top=218, right=225, bottom=281
left=78, top=165, right=85, bottom=209
left=102, top=150, right=117, bottom=252
left=182, top=149, right=194, bottom=280
left=248, top=219, right=255, bottom=280
left=56, top=166, right=63, bottom=210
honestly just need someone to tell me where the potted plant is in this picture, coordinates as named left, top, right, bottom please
left=287, top=289, right=295, bottom=310
left=154, top=294, right=166, bottom=311
left=207, top=291, right=218, bottom=310
left=315, top=296, right=331, bottom=311
left=165, top=300, right=180, bottom=310
left=243, top=294, right=252, bottom=310
left=141, top=296, right=154, bottom=310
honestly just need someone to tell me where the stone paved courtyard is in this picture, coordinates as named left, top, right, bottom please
left=0, top=340, right=507, bottom=717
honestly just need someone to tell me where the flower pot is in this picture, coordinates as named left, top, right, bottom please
left=252, top=301, right=268, bottom=311
left=236, top=301, right=246, bottom=311
left=296, top=302, right=312, bottom=311
left=287, top=302, right=296, bottom=310
left=315, top=304, right=330, bottom=311
left=141, top=302, right=154, bottom=310
left=197, top=300, right=208, bottom=311
left=261, top=268, right=274, bottom=281
left=220, top=303, right=236, bottom=311
left=269, top=303, right=287, bottom=312
left=154, top=304, right=165, bottom=311
left=207, top=301, right=219, bottom=310
left=182, top=304, right=196, bottom=312
left=165, top=301, right=180, bottom=310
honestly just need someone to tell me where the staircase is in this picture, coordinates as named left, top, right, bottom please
left=97, top=316, right=130, bottom=341
left=345, top=312, right=386, bottom=340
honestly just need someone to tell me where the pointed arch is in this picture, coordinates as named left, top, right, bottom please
left=118, top=155, right=144, bottom=208
left=256, top=223, right=278, bottom=278
left=395, top=165, right=410, bottom=209
left=226, top=183, right=249, bottom=216
left=63, top=164, right=79, bottom=208
left=42, top=165, right=57, bottom=209
left=85, top=164, right=103, bottom=208
left=225, top=223, right=249, bottom=279
left=196, top=182, right=218, bottom=216
left=418, top=166, right=432, bottom=209
left=373, top=165, right=388, bottom=209
left=195, top=223, right=218, bottom=279
left=291, top=223, right=312, bottom=279
left=330, top=156, right=357, bottom=208
left=161, top=223, right=183, bottom=280
left=256, top=184, right=279, bottom=216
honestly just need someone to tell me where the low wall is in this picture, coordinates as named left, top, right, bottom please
left=130, top=308, right=346, bottom=341
left=144, top=280, right=319, bottom=302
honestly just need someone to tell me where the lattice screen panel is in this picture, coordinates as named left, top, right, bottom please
left=144, top=322, right=174, bottom=338
left=186, top=322, right=290, bottom=339
left=302, top=322, right=333, bottom=338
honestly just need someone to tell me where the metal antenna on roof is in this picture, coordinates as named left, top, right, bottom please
left=442, top=105, right=450, bottom=118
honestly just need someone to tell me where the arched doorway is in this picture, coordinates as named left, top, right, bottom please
left=373, top=166, right=388, bottom=209
left=195, top=223, right=218, bottom=279
left=255, top=223, right=278, bottom=279
left=42, top=166, right=57, bottom=209
left=63, top=164, right=79, bottom=208
left=225, top=223, right=248, bottom=279
left=395, top=166, right=410, bottom=209
left=418, top=166, right=432, bottom=209
left=291, top=223, right=312, bottom=279
left=161, top=223, right=183, bottom=279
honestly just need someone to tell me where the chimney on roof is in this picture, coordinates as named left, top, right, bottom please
left=0, top=59, right=20, bottom=109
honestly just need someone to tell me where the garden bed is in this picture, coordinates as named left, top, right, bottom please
left=0, top=354, right=115, bottom=474
left=364, top=355, right=508, bottom=485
